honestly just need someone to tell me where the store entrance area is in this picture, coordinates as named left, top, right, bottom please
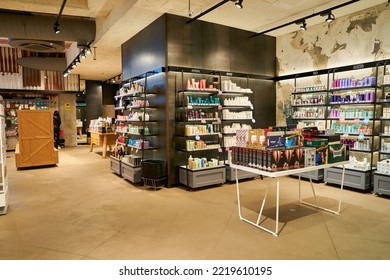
left=1, top=145, right=390, bottom=260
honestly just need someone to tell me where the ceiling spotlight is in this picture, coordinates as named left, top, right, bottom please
left=235, top=0, right=243, bottom=9
left=86, top=47, right=91, bottom=55
left=111, top=78, right=116, bottom=83
left=53, top=21, right=60, bottom=34
left=80, top=51, right=86, bottom=59
left=71, top=63, right=77, bottom=69
left=326, top=11, right=335, bottom=23
left=63, top=73, right=68, bottom=78
left=300, top=21, right=307, bottom=31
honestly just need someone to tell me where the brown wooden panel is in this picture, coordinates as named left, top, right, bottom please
left=16, top=110, right=58, bottom=168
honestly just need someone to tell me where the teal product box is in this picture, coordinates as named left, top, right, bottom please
left=285, top=131, right=302, bottom=148
left=303, top=139, right=328, bottom=147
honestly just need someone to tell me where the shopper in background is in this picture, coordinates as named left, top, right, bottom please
left=53, top=111, right=61, bottom=149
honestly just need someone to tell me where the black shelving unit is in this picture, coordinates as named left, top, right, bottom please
left=374, top=60, right=390, bottom=194
left=175, top=71, right=226, bottom=189
left=111, top=70, right=161, bottom=184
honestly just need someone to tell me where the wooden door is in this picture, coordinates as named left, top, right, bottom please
left=17, top=110, right=56, bottom=167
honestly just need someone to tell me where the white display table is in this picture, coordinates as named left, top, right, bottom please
left=230, top=161, right=348, bottom=236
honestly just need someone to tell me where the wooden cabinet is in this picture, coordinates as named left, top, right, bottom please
left=15, top=110, right=58, bottom=169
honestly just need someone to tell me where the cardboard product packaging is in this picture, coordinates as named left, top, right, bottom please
left=236, top=129, right=249, bottom=147
left=291, top=147, right=305, bottom=168
left=247, top=129, right=267, bottom=149
left=301, top=126, right=319, bottom=139
left=314, top=134, right=341, bottom=142
left=328, top=143, right=349, bottom=163
left=266, top=149, right=287, bottom=172
left=283, top=148, right=295, bottom=169
left=304, top=147, right=316, bottom=167
left=285, top=130, right=303, bottom=148
left=304, top=138, right=328, bottom=165
left=267, top=131, right=285, bottom=149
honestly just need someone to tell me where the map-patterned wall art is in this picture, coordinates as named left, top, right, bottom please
left=276, top=2, right=390, bottom=125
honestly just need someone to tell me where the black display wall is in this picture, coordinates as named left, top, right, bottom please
left=102, top=83, right=119, bottom=105
left=121, top=13, right=276, bottom=186
left=85, top=80, right=103, bottom=129
left=165, top=14, right=275, bottom=77
left=121, top=15, right=166, bottom=80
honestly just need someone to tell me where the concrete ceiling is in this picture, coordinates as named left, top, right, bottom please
left=0, top=0, right=386, bottom=81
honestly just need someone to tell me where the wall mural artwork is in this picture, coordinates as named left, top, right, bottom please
left=276, top=3, right=390, bottom=125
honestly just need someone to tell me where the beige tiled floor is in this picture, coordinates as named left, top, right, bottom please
left=1, top=145, right=390, bottom=260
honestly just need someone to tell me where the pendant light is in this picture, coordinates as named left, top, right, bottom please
left=326, top=11, right=335, bottom=23
left=235, top=0, right=243, bottom=9
left=300, top=20, right=307, bottom=31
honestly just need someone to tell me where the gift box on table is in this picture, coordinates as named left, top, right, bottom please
left=266, top=149, right=287, bottom=172
left=304, top=147, right=316, bottom=167
left=328, top=143, right=349, bottom=163
left=291, top=147, right=305, bottom=168
left=304, top=138, right=328, bottom=165
left=267, top=131, right=285, bottom=149
left=236, top=129, right=249, bottom=147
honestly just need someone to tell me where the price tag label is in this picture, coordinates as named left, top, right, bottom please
left=195, top=135, right=201, bottom=141
left=339, top=117, right=345, bottom=122
left=135, top=149, right=139, bottom=153
left=363, top=117, right=369, bottom=124
left=218, top=133, right=223, bottom=139
left=250, top=104, right=254, bottom=110
left=217, top=118, right=221, bottom=124
left=218, top=90, right=223, bottom=95
left=252, top=118, right=256, bottom=123
left=358, top=133, right=365, bottom=140
left=201, top=119, right=206, bottom=124
left=187, top=105, right=193, bottom=109
left=225, top=147, right=230, bottom=151
left=218, top=148, right=223, bottom=153
left=218, top=104, right=222, bottom=110
left=354, top=118, right=360, bottom=123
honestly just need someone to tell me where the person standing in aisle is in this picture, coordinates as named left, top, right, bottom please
left=53, top=110, right=61, bottom=149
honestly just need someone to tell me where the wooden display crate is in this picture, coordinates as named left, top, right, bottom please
left=15, top=110, right=58, bottom=169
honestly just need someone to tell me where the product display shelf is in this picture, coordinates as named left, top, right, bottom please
left=378, top=84, right=390, bottom=162
left=219, top=78, right=258, bottom=181
left=289, top=74, right=329, bottom=181
left=325, top=67, right=380, bottom=190
left=0, top=104, right=9, bottom=215
left=175, top=73, right=226, bottom=189
left=290, top=75, right=329, bottom=131
left=373, top=64, right=390, bottom=195
left=111, top=72, right=160, bottom=184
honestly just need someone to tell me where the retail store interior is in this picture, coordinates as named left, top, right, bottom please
left=1, top=0, right=390, bottom=260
